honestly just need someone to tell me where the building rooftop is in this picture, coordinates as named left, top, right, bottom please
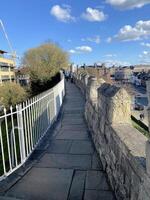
left=0, top=50, right=7, bottom=54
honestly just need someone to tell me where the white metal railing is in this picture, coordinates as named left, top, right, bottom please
left=0, top=77, right=65, bottom=180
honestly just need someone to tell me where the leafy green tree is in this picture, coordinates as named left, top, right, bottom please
left=23, top=42, right=69, bottom=94
left=0, top=82, right=27, bottom=108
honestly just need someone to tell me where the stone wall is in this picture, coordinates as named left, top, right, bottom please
left=74, top=72, right=150, bottom=200
left=146, top=80, right=150, bottom=134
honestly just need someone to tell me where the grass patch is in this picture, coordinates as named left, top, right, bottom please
left=0, top=116, right=21, bottom=176
left=131, top=117, right=150, bottom=139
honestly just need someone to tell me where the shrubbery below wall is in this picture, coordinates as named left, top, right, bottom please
left=0, top=82, right=27, bottom=109
left=29, top=72, right=61, bottom=96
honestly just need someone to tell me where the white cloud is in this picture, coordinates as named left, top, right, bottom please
left=141, top=42, right=150, bottom=47
left=106, top=37, right=112, bottom=43
left=139, top=50, right=150, bottom=63
left=143, top=50, right=149, bottom=55
left=110, top=20, right=150, bottom=42
left=139, top=50, right=150, bottom=58
left=81, top=7, right=107, bottom=22
left=50, top=5, right=75, bottom=22
left=69, top=46, right=93, bottom=54
left=82, top=36, right=101, bottom=44
left=106, top=0, right=150, bottom=10
left=102, top=59, right=130, bottom=67
left=76, top=46, right=92, bottom=52
left=69, top=49, right=76, bottom=54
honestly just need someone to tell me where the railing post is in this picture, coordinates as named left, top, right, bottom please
left=62, top=77, right=65, bottom=98
left=16, top=104, right=26, bottom=162
left=53, top=88, right=57, bottom=118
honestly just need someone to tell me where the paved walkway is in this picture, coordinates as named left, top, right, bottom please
left=2, top=82, right=116, bottom=200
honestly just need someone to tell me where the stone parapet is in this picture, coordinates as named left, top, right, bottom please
left=146, top=80, right=150, bottom=134
left=74, top=73, right=150, bottom=200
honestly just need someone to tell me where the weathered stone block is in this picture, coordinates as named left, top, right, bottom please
left=86, top=76, right=99, bottom=103
left=98, top=83, right=131, bottom=124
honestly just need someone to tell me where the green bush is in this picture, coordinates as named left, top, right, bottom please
left=0, top=82, right=27, bottom=108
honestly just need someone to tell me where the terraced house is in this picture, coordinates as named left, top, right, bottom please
left=0, top=49, right=15, bottom=83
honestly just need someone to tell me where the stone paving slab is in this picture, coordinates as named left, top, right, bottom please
left=61, top=125, right=88, bottom=131
left=64, top=107, right=84, bottom=110
left=62, top=119, right=85, bottom=125
left=65, top=106, right=84, bottom=108
left=47, top=140, right=72, bottom=154
left=69, top=141, right=94, bottom=155
left=65, top=101, right=83, bottom=104
left=55, top=131, right=89, bottom=140
left=84, top=190, right=116, bottom=200
left=0, top=197, right=22, bottom=200
left=62, top=115, right=84, bottom=120
left=66, top=101, right=83, bottom=104
left=65, top=102, right=84, bottom=106
left=64, top=110, right=84, bottom=114
left=63, top=112, right=84, bottom=116
left=65, top=105, right=84, bottom=108
left=68, top=170, right=86, bottom=200
left=85, top=171, right=110, bottom=191
left=6, top=168, right=73, bottom=200
left=61, top=118, right=86, bottom=123
left=36, top=153, right=92, bottom=169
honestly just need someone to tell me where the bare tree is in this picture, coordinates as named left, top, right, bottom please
left=23, top=42, right=69, bottom=94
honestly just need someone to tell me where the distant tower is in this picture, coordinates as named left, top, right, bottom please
left=70, top=63, right=75, bottom=73
left=83, top=63, right=86, bottom=69
left=77, top=65, right=79, bottom=73
left=94, top=63, right=97, bottom=68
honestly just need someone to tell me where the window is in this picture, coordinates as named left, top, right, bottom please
left=0, top=66, right=9, bottom=71
left=1, top=75, right=10, bottom=80
left=11, top=75, right=15, bottom=80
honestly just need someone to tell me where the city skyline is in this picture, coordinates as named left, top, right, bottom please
left=0, top=0, right=150, bottom=66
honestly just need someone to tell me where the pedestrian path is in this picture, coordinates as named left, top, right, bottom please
left=2, top=82, right=116, bottom=200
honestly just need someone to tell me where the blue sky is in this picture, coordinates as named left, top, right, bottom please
left=0, top=0, right=150, bottom=66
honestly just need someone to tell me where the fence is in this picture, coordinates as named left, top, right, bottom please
left=0, top=77, right=65, bottom=181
